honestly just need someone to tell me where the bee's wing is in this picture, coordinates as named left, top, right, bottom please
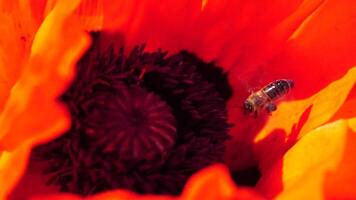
left=237, top=65, right=271, bottom=94
left=247, top=86, right=260, bottom=93
left=234, top=74, right=262, bottom=94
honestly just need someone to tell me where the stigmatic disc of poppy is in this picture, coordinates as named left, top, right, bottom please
left=32, top=33, right=232, bottom=196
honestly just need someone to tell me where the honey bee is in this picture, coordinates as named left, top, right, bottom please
left=243, top=79, right=294, bottom=117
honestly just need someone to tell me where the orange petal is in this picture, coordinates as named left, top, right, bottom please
left=29, top=0, right=47, bottom=25
left=0, top=0, right=90, bottom=197
left=0, top=143, right=31, bottom=199
left=180, top=164, right=263, bottom=200
left=0, top=0, right=90, bottom=150
left=323, top=118, right=356, bottom=199
left=329, top=85, right=356, bottom=122
left=257, top=117, right=356, bottom=199
left=43, top=0, right=104, bottom=31
left=0, top=0, right=39, bottom=109
left=254, top=66, right=356, bottom=172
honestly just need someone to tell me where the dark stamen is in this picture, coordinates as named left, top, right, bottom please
left=82, top=85, right=176, bottom=163
left=32, top=32, right=232, bottom=196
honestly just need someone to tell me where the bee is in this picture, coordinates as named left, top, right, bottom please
left=243, top=79, right=294, bottom=117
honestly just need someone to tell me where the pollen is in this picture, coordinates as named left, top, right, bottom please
left=32, top=32, right=232, bottom=196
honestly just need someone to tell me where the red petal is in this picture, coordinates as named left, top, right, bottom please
left=225, top=0, right=356, bottom=170
left=76, top=0, right=319, bottom=67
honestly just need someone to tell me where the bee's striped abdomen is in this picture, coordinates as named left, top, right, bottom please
left=262, top=79, right=294, bottom=100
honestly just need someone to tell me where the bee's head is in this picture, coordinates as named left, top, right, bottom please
left=243, top=100, right=254, bottom=114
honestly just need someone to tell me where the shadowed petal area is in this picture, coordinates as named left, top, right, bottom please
left=257, top=117, right=356, bottom=199
left=0, top=0, right=90, bottom=198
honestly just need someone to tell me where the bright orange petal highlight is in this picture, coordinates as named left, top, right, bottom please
left=0, top=143, right=30, bottom=199
left=257, top=118, right=356, bottom=199
left=0, top=0, right=90, bottom=150
left=0, top=0, right=90, bottom=198
left=254, top=66, right=356, bottom=172
left=323, top=118, right=356, bottom=199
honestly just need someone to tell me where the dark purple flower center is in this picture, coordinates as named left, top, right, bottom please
left=32, top=32, right=232, bottom=196
left=82, top=85, right=176, bottom=163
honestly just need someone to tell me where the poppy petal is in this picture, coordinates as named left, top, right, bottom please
left=29, top=0, right=47, bottom=25
left=180, top=164, right=263, bottom=200
left=75, top=0, right=323, bottom=68
left=43, top=0, right=104, bottom=30
left=323, top=118, right=356, bottom=199
left=225, top=0, right=356, bottom=170
left=0, top=0, right=39, bottom=109
left=0, top=0, right=90, bottom=150
left=254, top=66, right=356, bottom=172
left=249, top=0, right=356, bottom=99
left=0, top=143, right=30, bottom=199
left=329, top=85, right=356, bottom=122
left=257, top=117, right=356, bottom=199
left=0, top=0, right=90, bottom=197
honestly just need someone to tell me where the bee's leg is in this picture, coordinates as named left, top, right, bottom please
left=266, top=103, right=277, bottom=113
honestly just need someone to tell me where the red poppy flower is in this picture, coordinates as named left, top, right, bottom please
left=0, top=0, right=356, bottom=199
